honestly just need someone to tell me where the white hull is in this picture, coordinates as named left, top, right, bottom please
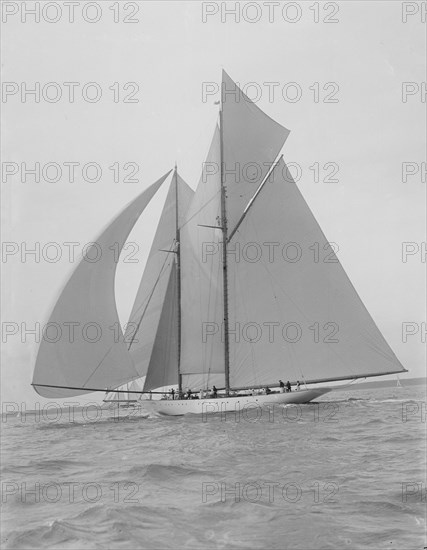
left=140, top=387, right=332, bottom=416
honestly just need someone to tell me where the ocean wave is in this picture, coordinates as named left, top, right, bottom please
left=2, top=384, right=425, bottom=550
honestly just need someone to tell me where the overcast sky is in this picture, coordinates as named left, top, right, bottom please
left=1, top=1, right=425, bottom=407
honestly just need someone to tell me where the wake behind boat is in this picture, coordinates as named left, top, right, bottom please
left=31, top=71, right=406, bottom=415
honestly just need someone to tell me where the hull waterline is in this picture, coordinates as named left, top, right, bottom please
left=139, top=387, right=332, bottom=416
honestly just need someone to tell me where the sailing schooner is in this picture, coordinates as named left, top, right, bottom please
left=32, top=70, right=407, bottom=416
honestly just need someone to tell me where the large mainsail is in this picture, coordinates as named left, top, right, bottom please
left=180, top=125, right=225, bottom=390
left=227, top=158, right=406, bottom=387
left=32, top=172, right=170, bottom=398
left=125, top=172, right=193, bottom=387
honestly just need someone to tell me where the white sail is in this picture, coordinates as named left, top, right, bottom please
left=103, top=379, right=142, bottom=402
left=221, top=70, right=290, bottom=235
left=180, top=125, right=225, bottom=387
left=128, top=379, right=142, bottom=392
left=125, top=173, right=193, bottom=380
left=143, top=262, right=179, bottom=391
left=227, top=158, right=406, bottom=387
left=32, top=172, right=170, bottom=398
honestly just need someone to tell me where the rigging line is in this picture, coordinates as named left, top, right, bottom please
left=256, top=245, right=374, bottom=374
left=81, top=346, right=133, bottom=388
left=127, top=264, right=171, bottom=324
left=179, top=190, right=221, bottom=230
left=243, top=213, right=305, bottom=383
left=205, top=230, right=215, bottom=373
left=194, top=223, right=222, bottom=385
left=283, top=161, right=404, bottom=368
left=257, top=255, right=310, bottom=324
left=201, top=239, right=220, bottom=388
left=206, top=366, right=211, bottom=391
left=255, top=253, right=350, bottom=372
left=143, top=264, right=178, bottom=392
left=127, top=242, right=176, bottom=322
left=32, top=383, right=169, bottom=395
left=216, top=253, right=225, bottom=387
left=235, top=267, right=259, bottom=388
left=127, top=250, right=174, bottom=350
left=250, top=215, right=302, bottom=384
left=228, top=154, right=283, bottom=242
left=210, top=235, right=223, bottom=379
left=244, top=193, right=376, bottom=376
left=192, top=228, right=207, bottom=379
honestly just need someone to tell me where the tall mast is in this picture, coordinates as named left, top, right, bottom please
left=174, top=164, right=183, bottom=395
left=219, top=107, right=231, bottom=395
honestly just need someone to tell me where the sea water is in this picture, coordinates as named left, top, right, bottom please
left=1, top=384, right=425, bottom=549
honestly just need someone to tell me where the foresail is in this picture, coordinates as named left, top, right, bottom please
left=227, top=158, right=406, bottom=388
left=221, top=70, right=290, bottom=235
left=180, top=125, right=225, bottom=386
left=143, top=262, right=179, bottom=391
left=125, top=173, right=193, bottom=380
left=32, top=172, right=170, bottom=398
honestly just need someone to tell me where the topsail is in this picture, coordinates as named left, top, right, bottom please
left=221, top=69, right=290, bottom=234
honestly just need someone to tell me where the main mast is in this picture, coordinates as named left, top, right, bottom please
left=174, top=165, right=183, bottom=396
left=219, top=107, right=231, bottom=395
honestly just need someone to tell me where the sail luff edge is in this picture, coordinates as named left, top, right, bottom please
left=228, top=154, right=283, bottom=242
